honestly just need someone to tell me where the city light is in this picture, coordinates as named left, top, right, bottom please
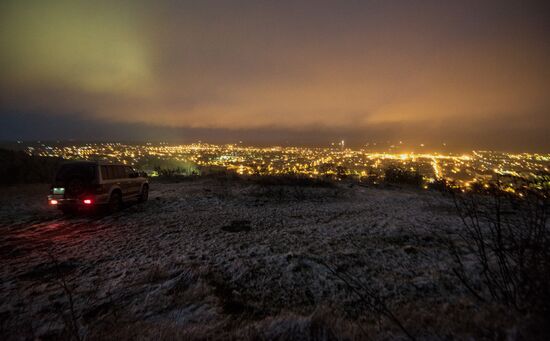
left=26, top=142, right=550, bottom=192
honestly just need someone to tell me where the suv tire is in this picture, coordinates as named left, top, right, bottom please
left=108, top=191, right=122, bottom=213
left=138, top=185, right=149, bottom=202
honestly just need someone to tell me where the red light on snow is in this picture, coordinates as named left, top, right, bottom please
left=50, top=199, right=58, bottom=205
left=83, top=199, right=93, bottom=205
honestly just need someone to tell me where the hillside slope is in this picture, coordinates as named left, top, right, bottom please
left=0, top=179, right=537, bottom=339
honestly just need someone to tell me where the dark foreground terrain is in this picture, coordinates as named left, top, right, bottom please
left=0, top=178, right=546, bottom=340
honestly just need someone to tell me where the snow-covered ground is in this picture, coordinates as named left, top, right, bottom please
left=0, top=179, right=528, bottom=339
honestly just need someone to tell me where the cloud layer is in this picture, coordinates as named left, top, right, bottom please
left=1, top=1, right=549, bottom=149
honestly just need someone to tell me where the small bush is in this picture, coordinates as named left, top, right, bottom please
left=248, top=174, right=334, bottom=188
left=427, top=178, right=454, bottom=192
left=154, top=165, right=199, bottom=177
left=0, top=148, right=64, bottom=185
left=383, top=165, right=423, bottom=187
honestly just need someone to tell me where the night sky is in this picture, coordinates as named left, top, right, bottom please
left=1, top=1, right=549, bottom=151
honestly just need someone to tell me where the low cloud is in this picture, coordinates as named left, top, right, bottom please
left=1, top=1, right=549, bottom=150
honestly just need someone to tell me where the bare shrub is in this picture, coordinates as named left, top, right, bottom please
left=43, top=252, right=82, bottom=341
left=449, top=178, right=550, bottom=314
left=28, top=251, right=125, bottom=340
left=314, top=258, right=415, bottom=340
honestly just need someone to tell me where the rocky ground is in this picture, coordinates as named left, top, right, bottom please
left=0, top=178, right=538, bottom=340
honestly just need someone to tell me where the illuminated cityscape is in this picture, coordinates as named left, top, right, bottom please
left=21, top=142, right=550, bottom=190
left=2, top=1, right=550, bottom=339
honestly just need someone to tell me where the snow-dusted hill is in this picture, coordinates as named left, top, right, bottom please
left=0, top=179, right=531, bottom=339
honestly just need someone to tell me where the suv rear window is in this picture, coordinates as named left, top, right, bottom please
left=56, top=163, right=96, bottom=183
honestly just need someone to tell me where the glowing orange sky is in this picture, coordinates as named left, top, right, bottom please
left=1, top=1, right=549, bottom=149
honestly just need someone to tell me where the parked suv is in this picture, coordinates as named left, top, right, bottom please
left=48, top=161, right=149, bottom=214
